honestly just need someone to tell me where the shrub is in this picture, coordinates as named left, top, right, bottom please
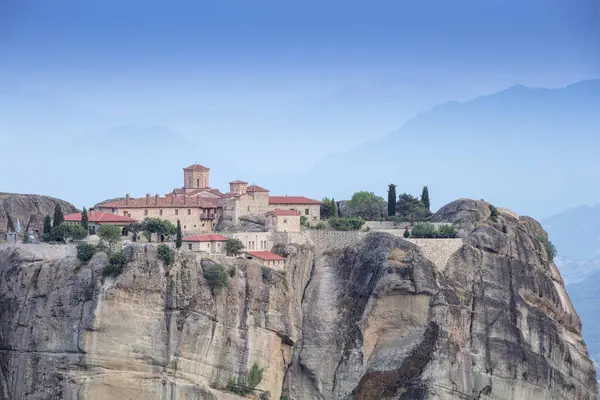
left=403, top=228, right=410, bottom=238
left=410, top=223, right=438, bottom=238
left=328, top=217, right=365, bottom=231
left=226, top=363, right=264, bottom=396
left=204, top=263, right=229, bottom=294
left=226, top=238, right=245, bottom=256
left=229, top=267, right=236, bottom=277
left=538, top=236, right=557, bottom=262
left=98, top=224, right=121, bottom=253
left=103, top=251, right=126, bottom=276
left=489, top=204, right=499, bottom=219
left=300, top=215, right=308, bottom=226
left=436, top=224, right=458, bottom=238
left=77, top=243, right=96, bottom=261
left=313, top=222, right=326, bottom=230
left=157, top=244, right=174, bottom=265
left=260, top=391, right=270, bottom=400
left=52, top=223, right=88, bottom=242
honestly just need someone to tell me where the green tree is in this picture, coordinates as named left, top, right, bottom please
left=81, top=207, right=89, bottom=231
left=410, top=222, right=437, bottom=238
left=300, top=215, right=308, bottom=226
left=538, top=235, right=557, bottom=262
left=321, top=197, right=336, bottom=219
left=125, top=222, right=143, bottom=242
left=142, top=218, right=176, bottom=242
left=158, top=244, right=175, bottom=265
left=331, top=198, right=338, bottom=218
left=77, top=243, right=96, bottom=261
left=403, top=227, right=410, bottom=238
left=396, top=193, right=429, bottom=221
left=328, top=217, right=365, bottom=231
left=52, top=223, right=87, bottom=242
left=52, top=204, right=64, bottom=228
left=43, top=215, right=52, bottom=242
left=175, top=220, right=182, bottom=249
left=203, top=263, right=229, bottom=294
left=226, top=237, right=245, bottom=256
left=98, top=225, right=121, bottom=253
left=421, top=186, right=430, bottom=212
left=347, top=191, right=386, bottom=220
left=437, top=224, right=458, bottom=238
left=387, top=184, right=397, bottom=217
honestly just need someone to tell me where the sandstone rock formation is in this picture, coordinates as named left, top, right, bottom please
left=0, top=199, right=597, bottom=399
left=0, top=193, right=78, bottom=239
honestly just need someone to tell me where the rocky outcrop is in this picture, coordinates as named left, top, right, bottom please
left=0, top=193, right=78, bottom=238
left=0, top=199, right=597, bottom=399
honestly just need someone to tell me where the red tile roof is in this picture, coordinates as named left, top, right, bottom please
left=248, top=185, right=269, bottom=192
left=269, top=196, right=320, bottom=205
left=64, top=211, right=136, bottom=224
left=229, top=180, right=248, bottom=184
left=183, top=164, right=209, bottom=171
left=183, top=234, right=228, bottom=242
left=99, top=196, right=220, bottom=209
left=246, top=251, right=286, bottom=261
left=267, top=209, right=301, bottom=216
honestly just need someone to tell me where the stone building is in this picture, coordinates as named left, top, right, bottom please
left=95, top=163, right=320, bottom=234
left=182, top=233, right=228, bottom=254
left=244, top=251, right=286, bottom=270
left=64, top=211, right=136, bottom=235
left=266, top=209, right=301, bottom=232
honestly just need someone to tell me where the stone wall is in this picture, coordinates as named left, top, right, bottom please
left=267, top=203, right=320, bottom=222
left=226, top=231, right=273, bottom=252
left=405, top=238, right=464, bottom=269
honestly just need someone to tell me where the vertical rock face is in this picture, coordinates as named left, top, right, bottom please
left=0, top=199, right=597, bottom=400
left=0, top=193, right=78, bottom=238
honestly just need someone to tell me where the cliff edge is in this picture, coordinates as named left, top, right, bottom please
left=0, top=199, right=596, bottom=399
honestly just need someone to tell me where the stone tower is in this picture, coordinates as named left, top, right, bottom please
left=183, top=164, right=210, bottom=188
left=229, top=180, right=248, bottom=195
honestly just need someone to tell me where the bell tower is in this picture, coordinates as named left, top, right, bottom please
left=183, top=164, right=210, bottom=188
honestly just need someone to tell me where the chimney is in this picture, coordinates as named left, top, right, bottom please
left=126, top=193, right=130, bottom=205
left=154, top=194, right=159, bottom=205
left=146, top=194, right=150, bottom=205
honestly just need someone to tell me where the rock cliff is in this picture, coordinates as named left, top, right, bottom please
left=0, top=199, right=597, bottom=399
left=0, top=193, right=78, bottom=239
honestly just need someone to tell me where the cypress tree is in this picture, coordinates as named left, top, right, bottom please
left=421, top=186, right=430, bottom=212
left=81, top=207, right=89, bottom=231
left=387, top=184, right=397, bottom=217
left=52, top=204, right=64, bottom=228
left=331, top=198, right=338, bottom=218
left=175, top=220, right=182, bottom=249
left=43, top=215, right=52, bottom=241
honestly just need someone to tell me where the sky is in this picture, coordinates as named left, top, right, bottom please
left=1, top=0, right=599, bottom=218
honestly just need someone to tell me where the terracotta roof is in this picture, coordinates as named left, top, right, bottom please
left=246, top=251, right=286, bottom=261
left=248, top=185, right=269, bottom=192
left=64, top=211, right=136, bottom=224
left=183, top=234, right=228, bottom=242
left=183, top=164, right=209, bottom=171
left=99, top=196, right=221, bottom=209
left=229, top=180, right=248, bottom=184
left=267, top=209, right=301, bottom=216
left=268, top=196, right=320, bottom=205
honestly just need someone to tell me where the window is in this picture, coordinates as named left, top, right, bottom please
left=112, top=208, right=116, bottom=213
left=175, top=209, right=179, bottom=215
left=218, top=243, right=220, bottom=247
left=197, top=178, right=200, bottom=187
left=202, top=223, right=205, bottom=227
left=305, top=209, right=309, bottom=215
left=144, top=210, right=148, bottom=216
left=188, top=209, right=191, bottom=215
left=184, top=225, right=187, bottom=229
left=283, top=219, right=287, bottom=224
left=123, top=211, right=127, bottom=216
left=207, top=244, right=210, bottom=248
left=194, top=225, right=196, bottom=228
left=159, top=209, right=163, bottom=216
left=188, top=244, right=192, bottom=250
left=247, top=206, right=250, bottom=212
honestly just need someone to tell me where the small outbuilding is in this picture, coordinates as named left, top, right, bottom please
left=245, top=251, right=286, bottom=270
left=265, top=209, right=301, bottom=232
left=182, top=233, right=228, bottom=254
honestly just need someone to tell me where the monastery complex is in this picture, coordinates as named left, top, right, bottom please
left=95, top=164, right=320, bottom=236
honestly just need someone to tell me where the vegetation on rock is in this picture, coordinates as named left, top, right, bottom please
left=396, top=193, right=430, bottom=221
left=489, top=204, right=499, bottom=220
left=103, top=251, right=126, bottom=276
left=52, top=223, right=87, bottom=242
left=203, top=263, right=229, bottom=294
left=175, top=220, right=182, bottom=249
left=142, top=218, right=176, bottom=242
left=226, top=237, right=245, bottom=256
left=403, top=227, right=410, bottom=238
left=328, top=216, right=365, bottom=231
left=157, top=244, right=174, bottom=265
left=81, top=207, right=89, bottom=231
left=411, top=223, right=457, bottom=238
left=52, top=204, right=64, bottom=228
left=98, top=225, right=121, bottom=253
left=226, top=363, right=264, bottom=396
left=538, top=235, right=557, bottom=262
left=76, top=243, right=96, bottom=261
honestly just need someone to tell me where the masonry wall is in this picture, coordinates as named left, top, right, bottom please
left=184, top=240, right=226, bottom=255
left=273, top=215, right=300, bottom=232
left=266, top=203, right=320, bottom=221
left=226, top=232, right=273, bottom=252
left=97, top=205, right=218, bottom=235
left=234, top=192, right=270, bottom=223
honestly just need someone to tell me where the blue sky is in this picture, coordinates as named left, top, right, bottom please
left=1, top=0, right=599, bottom=217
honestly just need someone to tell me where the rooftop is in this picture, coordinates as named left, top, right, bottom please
left=64, top=211, right=136, bottom=224
left=248, top=185, right=269, bottom=193
left=183, top=164, right=209, bottom=171
left=183, top=234, right=228, bottom=242
left=229, top=180, right=248, bottom=184
left=269, top=196, right=320, bottom=205
left=100, top=196, right=220, bottom=209
left=246, top=251, right=286, bottom=261
left=267, top=209, right=301, bottom=216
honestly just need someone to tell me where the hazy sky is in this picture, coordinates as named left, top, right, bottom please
left=1, top=0, right=599, bottom=217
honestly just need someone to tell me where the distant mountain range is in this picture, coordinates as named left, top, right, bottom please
left=293, top=79, right=600, bottom=218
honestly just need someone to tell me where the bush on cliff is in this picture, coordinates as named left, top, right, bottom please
left=328, top=217, right=365, bottom=231
left=226, top=237, right=245, bottom=256
left=103, top=251, right=126, bottom=277
left=76, top=243, right=96, bottom=262
left=157, top=244, right=174, bottom=265
left=538, top=236, right=557, bottom=262
left=226, top=363, right=264, bottom=396
left=410, top=223, right=457, bottom=238
left=203, top=263, right=229, bottom=294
